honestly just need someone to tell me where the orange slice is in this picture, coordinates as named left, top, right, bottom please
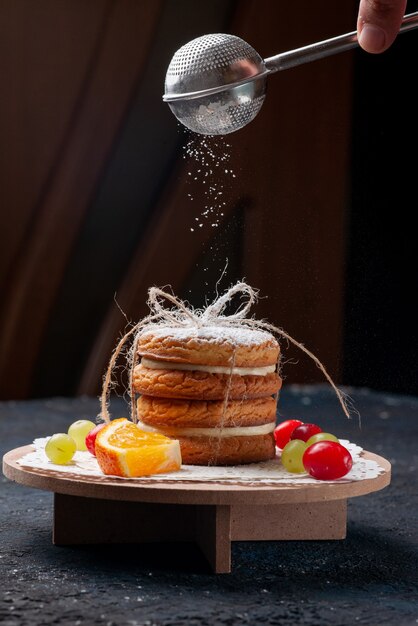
left=95, top=418, right=182, bottom=477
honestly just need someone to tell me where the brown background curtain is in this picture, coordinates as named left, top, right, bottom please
left=1, top=0, right=416, bottom=400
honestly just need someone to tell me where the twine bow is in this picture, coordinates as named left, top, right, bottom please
left=148, top=281, right=257, bottom=328
left=99, top=282, right=351, bottom=423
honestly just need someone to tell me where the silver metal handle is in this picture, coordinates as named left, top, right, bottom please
left=265, top=11, right=418, bottom=73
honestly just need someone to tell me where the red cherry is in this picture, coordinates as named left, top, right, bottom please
left=290, top=423, right=322, bottom=442
left=274, top=419, right=303, bottom=449
left=85, top=423, right=106, bottom=456
left=303, top=441, right=353, bottom=480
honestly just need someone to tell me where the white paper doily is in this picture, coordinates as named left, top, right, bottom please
left=16, top=438, right=385, bottom=485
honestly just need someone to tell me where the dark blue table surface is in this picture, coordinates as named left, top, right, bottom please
left=1, top=385, right=417, bottom=626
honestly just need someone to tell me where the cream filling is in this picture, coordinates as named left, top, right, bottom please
left=137, top=420, right=276, bottom=438
left=141, top=357, right=276, bottom=377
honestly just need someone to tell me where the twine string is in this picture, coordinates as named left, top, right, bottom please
left=202, top=282, right=257, bottom=322
left=148, top=287, right=199, bottom=326
left=99, top=282, right=351, bottom=423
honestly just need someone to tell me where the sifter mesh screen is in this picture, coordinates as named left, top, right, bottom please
left=166, top=34, right=262, bottom=78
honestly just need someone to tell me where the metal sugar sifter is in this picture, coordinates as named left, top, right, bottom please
left=163, top=12, right=418, bottom=135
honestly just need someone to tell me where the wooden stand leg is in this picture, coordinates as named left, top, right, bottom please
left=231, top=500, right=347, bottom=541
left=195, top=505, right=231, bottom=574
left=53, top=494, right=232, bottom=574
left=53, top=493, right=195, bottom=545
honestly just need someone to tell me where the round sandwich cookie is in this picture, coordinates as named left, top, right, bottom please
left=133, top=362, right=282, bottom=400
left=136, top=396, right=277, bottom=465
left=136, top=326, right=280, bottom=367
left=137, top=420, right=276, bottom=466
left=137, top=395, right=277, bottom=429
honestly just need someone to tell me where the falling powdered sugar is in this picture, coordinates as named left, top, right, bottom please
left=182, top=132, right=237, bottom=231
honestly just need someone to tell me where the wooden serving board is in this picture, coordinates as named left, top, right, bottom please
left=3, top=446, right=391, bottom=574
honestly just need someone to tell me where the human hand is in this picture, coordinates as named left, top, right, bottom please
left=357, top=0, right=407, bottom=53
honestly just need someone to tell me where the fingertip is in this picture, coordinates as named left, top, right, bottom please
left=357, top=0, right=407, bottom=54
left=358, top=23, right=388, bottom=53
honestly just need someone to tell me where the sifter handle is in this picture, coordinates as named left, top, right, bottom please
left=265, top=11, right=418, bottom=73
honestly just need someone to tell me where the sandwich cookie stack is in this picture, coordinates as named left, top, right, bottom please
left=133, top=326, right=282, bottom=465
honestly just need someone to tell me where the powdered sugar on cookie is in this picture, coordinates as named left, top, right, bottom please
left=139, top=325, right=277, bottom=348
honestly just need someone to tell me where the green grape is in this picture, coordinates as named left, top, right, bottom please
left=306, top=432, right=339, bottom=446
left=281, top=440, right=307, bottom=473
left=45, top=433, right=76, bottom=464
left=68, top=419, right=96, bottom=451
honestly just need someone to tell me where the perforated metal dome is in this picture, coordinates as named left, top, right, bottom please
left=164, top=33, right=267, bottom=135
